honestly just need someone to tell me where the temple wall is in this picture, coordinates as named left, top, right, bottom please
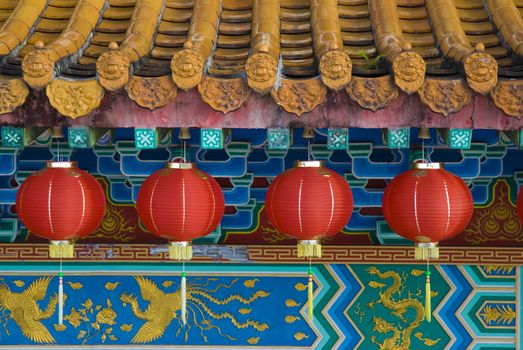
left=0, top=262, right=517, bottom=349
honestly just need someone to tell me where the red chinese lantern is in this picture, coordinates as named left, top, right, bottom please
left=136, top=162, right=225, bottom=260
left=382, top=163, right=473, bottom=259
left=16, top=161, right=106, bottom=258
left=265, top=161, right=354, bottom=258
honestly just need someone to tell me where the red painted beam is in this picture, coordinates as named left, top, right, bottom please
left=1, top=90, right=520, bottom=129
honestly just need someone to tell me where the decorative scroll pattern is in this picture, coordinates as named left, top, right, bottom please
left=418, top=78, right=472, bottom=116
left=491, top=80, right=523, bottom=118
left=0, top=79, right=29, bottom=115
left=46, top=79, right=104, bottom=118
left=271, top=78, right=326, bottom=116
left=0, top=245, right=522, bottom=264
left=347, top=76, right=398, bottom=111
left=198, top=77, right=251, bottom=113
left=125, top=76, right=177, bottom=110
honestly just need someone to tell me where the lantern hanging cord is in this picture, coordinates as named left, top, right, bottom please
left=422, top=139, right=425, bottom=163
left=57, top=139, right=61, bottom=162
left=183, top=139, right=187, bottom=163
left=58, top=255, right=64, bottom=325
left=307, top=139, right=311, bottom=161
left=181, top=260, right=187, bottom=326
left=425, top=256, right=432, bottom=322
left=307, top=256, right=313, bottom=321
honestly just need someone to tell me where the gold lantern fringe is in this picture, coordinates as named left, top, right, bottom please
left=49, top=240, right=74, bottom=258
left=414, top=242, right=439, bottom=260
left=297, top=240, right=322, bottom=258
left=169, top=241, right=193, bottom=260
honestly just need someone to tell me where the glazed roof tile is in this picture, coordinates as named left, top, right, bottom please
left=0, top=0, right=521, bottom=118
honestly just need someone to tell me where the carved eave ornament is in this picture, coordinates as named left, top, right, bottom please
left=125, top=76, right=177, bottom=110
left=21, top=41, right=56, bottom=90
left=245, top=52, right=279, bottom=94
left=392, top=44, right=426, bottom=94
left=271, top=78, right=327, bottom=116
left=0, top=79, right=29, bottom=115
left=490, top=80, right=523, bottom=119
left=198, top=77, right=251, bottom=114
left=463, top=44, right=498, bottom=95
left=97, top=42, right=131, bottom=92
left=46, top=79, right=105, bottom=119
left=347, top=76, right=398, bottom=111
left=319, top=50, right=352, bottom=91
left=171, top=44, right=205, bottom=91
left=418, top=78, right=472, bottom=117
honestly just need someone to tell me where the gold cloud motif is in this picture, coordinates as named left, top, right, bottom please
left=243, top=279, right=259, bottom=288
left=285, top=315, right=300, bottom=323
left=294, top=283, right=307, bottom=291
left=53, top=324, right=66, bottom=331
left=13, top=280, right=25, bottom=287
left=67, top=282, right=83, bottom=290
left=285, top=299, right=301, bottom=307
left=247, top=337, right=260, bottom=344
left=120, top=324, right=133, bottom=332
left=105, top=282, right=120, bottom=291
left=162, top=281, right=174, bottom=288
left=294, top=332, right=309, bottom=341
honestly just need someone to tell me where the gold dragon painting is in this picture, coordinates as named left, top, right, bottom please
left=121, top=276, right=271, bottom=343
left=366, top=267, right=442, bottom=350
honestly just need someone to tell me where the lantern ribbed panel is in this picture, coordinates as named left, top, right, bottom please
left=136, top=167, right=225, bottom=242
left=266, top=165, right=354, bottom=240
left=382, top=167, right=473, bottom=244
left=16, top=167, right=106, bottom=241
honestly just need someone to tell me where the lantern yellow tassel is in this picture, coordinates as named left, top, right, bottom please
left=58, top=272, right=64, bottom=325
left=308, top=269, right=313, bottom=321
left=415, top=242, right=439, bottom=260
left=181, top=272, right=187, bottom=326
left=169, top=241, right=192, bottom=260
left=298, top=240, right=322, bottom=258
left=50, top=241, right=74, bottom=258
left=425, top=270, right=431, bottom=322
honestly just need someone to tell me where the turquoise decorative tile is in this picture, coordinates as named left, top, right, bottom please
left=134, top=128, right=158, bottom=149
left=267, top=129, right=290, bottom=150
left=519, top=130, right=523, bottom=149
left=1, top=127, right=24, bottom=148
left=327, top=128, right=348, bottom=150
left=387, top=128, right=410, bottom=149
left=449, top=129, right=472, bottom=149
left=201, top=128, right=223, bottom=149
left=68, top=127, right=89, bottom=148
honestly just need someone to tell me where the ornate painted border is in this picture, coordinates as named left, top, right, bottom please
left=1, top=244, right=523, bottom=265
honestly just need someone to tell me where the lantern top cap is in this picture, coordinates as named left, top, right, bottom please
left=166, top=162, right=194, bottom=169
left=295, top=160, right=324, bottom=168
left=413, top=162, right=442, bottom=170
left=46, top=161, right=77, bottom=168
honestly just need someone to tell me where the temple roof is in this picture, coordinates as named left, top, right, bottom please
left=0, top=0, right=522, bottom=119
